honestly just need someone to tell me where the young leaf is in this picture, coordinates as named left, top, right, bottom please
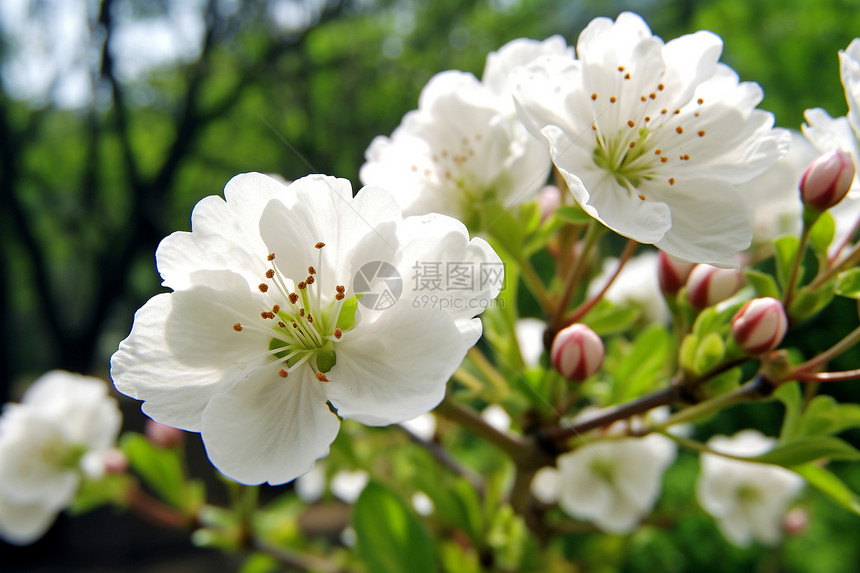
left=809, top=210, right=836, bottom=255
left=743, top=269, right=781, bottom=299
left=792, top=463, right=860, bottom=516
left=554, top=205, right=592, bottom=225
left=353, top=481, right=436, bottom=573
left=774, top=382, right=803, bottom=443
left=836, top=268, right=860, bottom=299
left=610, top=324, right=671, bottom=402
left=120, top=433, right=189, bottom=510
left=752, top=436, right=860, bottom=466
left=774, top=235, right=801, bottom=293
left=795, top=395, right=860, bottom=438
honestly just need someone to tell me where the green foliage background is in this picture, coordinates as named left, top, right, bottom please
left=2, top=0, right=860, bottom=570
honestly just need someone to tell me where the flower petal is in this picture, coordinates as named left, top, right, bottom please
left=156, top=172, right=288, bottom=291
left=111, top=273, right=267, bottom=431
left=201, top=368, right=339, bottom=485
left=326, top=304, right=468, bottom=426
left=0, top=494, right=59, bottom=546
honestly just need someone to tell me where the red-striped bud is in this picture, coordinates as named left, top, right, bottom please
left=687, top=264, right=744, bottom=310
left=550, top=324, right=604, bottom=381
left=657, top=250, right=694, bottom=296
left=731, top=297, right=788, bottom=355
left=799, top=149, right=854, bottom=212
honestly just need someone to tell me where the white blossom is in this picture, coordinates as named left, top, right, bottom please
left=531, top=408, right=676, bottom=533
left=111, top=173, right=502, bottom=485
left=803, top=39, right=860, bottom=255
left=586, top=251, right=669, bottom=323
left=697, top=429, right=804, bottom=547
left=0, top=371, right=121, bottom=545
left=360, top=37, right=569, bottom=224
left=513, top=12, right=788, bottom=266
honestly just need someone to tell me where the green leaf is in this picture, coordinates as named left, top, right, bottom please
left=580, top=299, right=639, bottom=337
left=752, top=436, right=860, bottom=466
left=743, top=268, right=781, bottom=299
left=789, top=281, right=835, bottom=321
left=793, top=463, right=860, bottom=516
left=774, top=382, right=803, bottom=442
left=353, top=481, right=436, bottom=573
left=774, top=235, right=801, bottom=293
left=483, top=202, right=525, bottom=255
left=69, top=474, right=132, bottom=515
left=120, top=432, right=199, bottom=511
left=795, top=395, right=860, bottom=438
left=610, top=324, right=671, bottom=402
left=692, top=332, right=725, bottom=376
left=836, top=268, right=860, bottom=299
left=809, top=210, right=836, bottom=255
left=554, top=205, right=593, bottom=225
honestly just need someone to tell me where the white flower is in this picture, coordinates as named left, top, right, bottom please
left=531, top=408, right=676, bottom=533
left=111, top=173, right=502, bottom=486
left=399, top=413, right=437, bottom=441
left=586, top=251, right=669, bottom=323
left=804, top=39, right=860, bottom=255
left=696, top=429, right=804, bottom=547
left=330, top=470, right=369, bottom=504
left=513, top=12, right=789, bottom=266
left=360, top=38, right=568, bottom=224
left=0, top=371, right=121, bottom=545
left=740, top=130, right=816, bottom=244
left=514, top=317, right=546, bottom=368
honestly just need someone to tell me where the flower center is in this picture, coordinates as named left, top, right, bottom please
left=588, top=65, right=709, bottom=200
left=231, top=242, right=359, bottom=382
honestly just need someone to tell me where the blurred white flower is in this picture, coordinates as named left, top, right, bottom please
left=515, top=317, right=546, bottom=368
left=741, top=130, right=816, bottom=244
left=587, top=251, right=669, bottom=323
left=803, top=39, right=860, bottom=255
left=111, top=173, right=502, bottom=485
left=513, top=12, right=788, bottom=266
left=360, top=37, right=570, bottom=224
left=330, top=470, right=369, bottom=504
left=697, top=429, right=804, bottom=547
left=411, top=491, right=435, bottom=516
left=480, top=404, right=512, bottom=433
left=399, top=413, right=437, bottom=441
left=0, top=371, right=121, bottom=545
left=294, top=462, right=326, bottom=504
left=531, top=408, right=676, bottom=533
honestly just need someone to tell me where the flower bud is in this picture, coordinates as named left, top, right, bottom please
left=145, top=419, right=185, bottom=449
left=799, top=149, right=855, bottom=212
left=731, top=297, right=788, bottom=355
left=538, top=185, right=563, bottom=222
left=550, top=324, right=604, bottom=381
left=687, top=264, right=744, bottom=310
left=657, top=250, right=694, bottom=296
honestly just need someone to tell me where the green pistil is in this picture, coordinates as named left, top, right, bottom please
left=593, top=128, right=654, bottom=189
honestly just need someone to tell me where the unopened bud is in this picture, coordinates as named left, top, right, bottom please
left=550, top=324, right=604, bottom=381
left=731, top=297, right=788, bottom=355
left=687, top=264, right=743, bottom=310
left=145, top=419, right=185, bottom=449
left=657, top=250, right=694, bottom=296
left=799, top=149, right=854, bottom=212
left=783, top=507, right=809, bottom=537
left=539, top=185, right=563, bottom=222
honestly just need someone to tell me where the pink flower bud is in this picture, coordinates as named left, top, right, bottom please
left=657, top=250, right=694, bottom=296
left=687, top=264, right=744, bottom=310
left=538, top=185, right=563, bottom=222
left=731, top=297, right=788, bottom=355
left=550, top=324, right=604, bottom=381
left=102, top=449, right=129, bottom=474
left=783, top=507, right=809, bottom=537
left=799, top=149, right=855, bottom=211
left=145, top=419, right=185, bottom=449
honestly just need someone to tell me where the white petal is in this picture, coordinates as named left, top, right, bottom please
left=201, top=368, right=339, bottom=485
left=0, top=494, right=59, bottom=546
left=111, top=275, right=267, bottom=431
left=326, top=304, right=469, bottom=426
left=531, top=467, right=560, bottom=504
left=482, top=36, right=572, bottom=100
left=330, top=470, right=369, bottom=504
left=0, top=408, right=79, bottom=507
left=396, top=212, right=504, bottom=327
left=156, top=172, right=288, bottom=291
left=647, top=177, right=752, bottom=266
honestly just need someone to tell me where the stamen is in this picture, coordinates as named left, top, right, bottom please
left=334, top=328, right=343, bottom=339
left=258, top=283, right=269, bottom=293
left=316, top=372, right=329, bottom=382
left=676, top=126, right=684, bottom=134
left=306, top=276, right=315, bottom=285
left=289, top=293, right=299, bottom=304
left=266, top=269, right=275, bottom=279
left=308, top=266, right=316, bottom=275
left=698, top=130, right=706, bottom=137
left=610, top=96, right=617, bottom=103
left=591, top=93, right=598, bottom=100
left=315, top=242, right=325, bottom=249
left=233, top=323, right=243, bottom=332
left=272, top=305, right=280, bottom=313
left=669, top=178, right=676, bottom=185
left=627, top=120, right=635, bottom=128
left=267, top=253, right=276, bottom=261
left=279, top=369, right=289, bottom=378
